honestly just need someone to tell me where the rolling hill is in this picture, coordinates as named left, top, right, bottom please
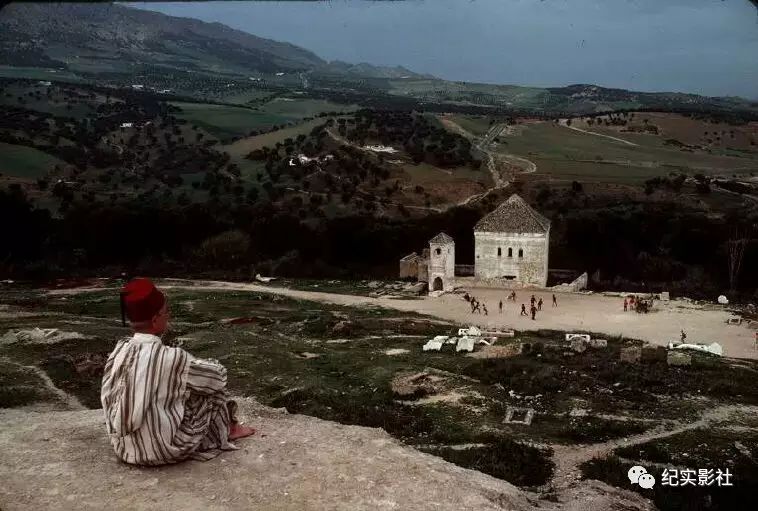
left=0, top=1, right=757, bottom=118
left=0, top=2, right=324, bottom=75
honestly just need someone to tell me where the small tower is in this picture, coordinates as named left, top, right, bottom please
left=428, top=232, right=455, bottom=294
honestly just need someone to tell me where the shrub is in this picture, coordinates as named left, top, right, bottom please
left=194, top=230, right=251, bottom=269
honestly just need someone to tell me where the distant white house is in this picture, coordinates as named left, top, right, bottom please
left=364, top=145, right=398, bottom=154
left=38, top=81, right=52, bottom=86
left=120, top=122, right=134, bottom=129
left=290, top=154, right=334, bottom=166
left=275, top=72, right=285, bottom=76
left=130, top=84, right=144, bottom=90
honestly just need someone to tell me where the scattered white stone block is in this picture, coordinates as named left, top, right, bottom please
left=570, top=338, right=587, bottom=353
left=458, top=326, right=482, bottom=336
left=667, top=342, right=723, bottom=357
left=456, top=337, right=476, bottom=353
left=422, top=339, right=444, bottom=352
left=588, top=339, right=608, bottom=349
left=565, top=333, right=591, bottom=342
left=503, top=406, right=534, bottom=425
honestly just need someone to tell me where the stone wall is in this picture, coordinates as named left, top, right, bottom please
left=399, top=254, right=419, bottom=279
left=474, top=231, right=549, bottom=286
left=550, top=272, right=588, bottom=292
left=455, top=277, right=547, bottom=290
left=418, top=260, right=429, bottom=283
left=453, top=276, right=545, bottom=290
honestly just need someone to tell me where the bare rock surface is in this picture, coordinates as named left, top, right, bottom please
left=0, top=399, right=653, bottom=511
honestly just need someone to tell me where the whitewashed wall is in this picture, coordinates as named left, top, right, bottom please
left=474, top=230, right=549, bottom=286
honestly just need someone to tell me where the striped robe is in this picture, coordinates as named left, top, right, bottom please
left=100, top=333, right=238, bottom=465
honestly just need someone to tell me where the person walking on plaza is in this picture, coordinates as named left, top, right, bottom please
left=623, top=298, right=628, bottom=312
left=552, top=294, right=557, bottom=307
left=483, top=304, right=488, bottom=316
left=499, top=300, right=503, bottom=314
left=530, top=304, right=537, bottom=320
left=520, top=303, right=527, bottom=316
left=537, top=298, right=543, bottom=311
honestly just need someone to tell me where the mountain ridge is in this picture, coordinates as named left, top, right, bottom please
left=0, top=2, right=756, bottom=115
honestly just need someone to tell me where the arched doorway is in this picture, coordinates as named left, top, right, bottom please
left=432, top=277, right=443, bottom=291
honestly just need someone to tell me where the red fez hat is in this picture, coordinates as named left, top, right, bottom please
left=120, top=278, right=166, bottom=323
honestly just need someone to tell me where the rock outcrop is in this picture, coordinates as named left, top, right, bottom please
left=0, top=399, right=654, bottom=511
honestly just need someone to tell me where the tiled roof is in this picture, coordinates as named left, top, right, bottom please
left=429, top=232, right=454, bottom=245
left=400, top=252, right=419, bottom=262
left=474, top=194, right=550, bottom=234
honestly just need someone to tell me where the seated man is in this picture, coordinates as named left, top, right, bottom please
left=101, top=278, right=254, bottom=465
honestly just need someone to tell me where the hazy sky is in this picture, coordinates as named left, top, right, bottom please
left=128, top=0, right=758, bottom=99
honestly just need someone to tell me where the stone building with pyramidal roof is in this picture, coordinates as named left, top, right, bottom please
left=398, top=194, right=550, bottom=291
left=474, top=194, right=550, bottom=286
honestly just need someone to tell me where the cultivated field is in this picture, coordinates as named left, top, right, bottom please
left=571, top=112, right=758, bottom=154
left=223, top=118, right=327, bottom=158
left=174, top=98, right=357, bottom=141
left=260, top=97, right=357, bottom=118
left=491, top=120, right=758, bottom=184
left=171, top=101, right=291, bottom=139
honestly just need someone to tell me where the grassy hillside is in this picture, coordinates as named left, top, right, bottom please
left=170, top=102, right=291, bottom=139
left=0, top=2, right=325, bottom=75
left=481, top=119, right=758, bottom=184
left=0, top=142, right=63, bottom=179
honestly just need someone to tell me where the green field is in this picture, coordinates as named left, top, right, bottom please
left=446, top=115, right=493, bottom=137
left=223, top=118, right=327, bottom=158
left=171, top=98, right=355, bottom=141
left=497, top=123, right=758, bottom=183
left=0, top=66, right=83, bottom=83
left=171, top=101, right=291, bottom=139
left=212, top=88, right=276, bottom=105
left=259, top=98, right=357, bottom=117
left=0, top=142, right=62, bottom=179
left=402, top=162, right=491, bottom=186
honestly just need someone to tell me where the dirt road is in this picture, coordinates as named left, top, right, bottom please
left=51, top=281, right=757, bottom=360
left=558, top=121, right=638, bottom=147
left=439, top=118, right=537, bottom=191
